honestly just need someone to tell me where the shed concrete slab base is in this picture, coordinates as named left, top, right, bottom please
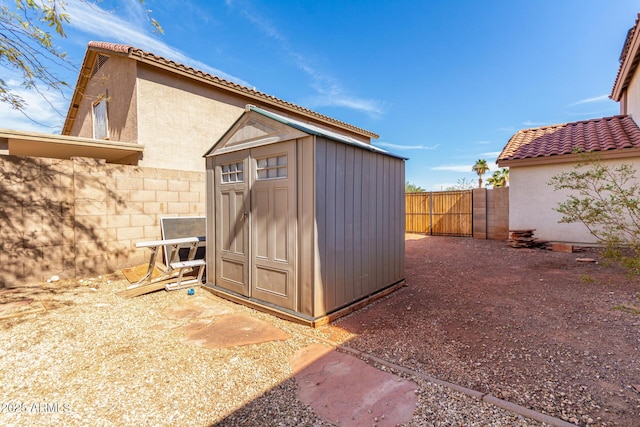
left=290, top=344, right=417, bottom=427
left=181, top=313, right=291, bottom=348
left=162, top=295, right=233, bottom=320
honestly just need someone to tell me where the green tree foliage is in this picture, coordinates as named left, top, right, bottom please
left=405, top=181, right=426, bottom=193
left=487, top=168, right=509, bottom=188
left=0, top=0, right=161, bottom=116
left=0, top=0, right=71, bottom=114
left=471, top=159, right=490, bottom=188
left=549, top=153, right=640, bottom=274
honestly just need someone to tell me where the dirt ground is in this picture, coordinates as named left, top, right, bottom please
left=2, top=235, right=639, bottom=426
left=335, top=235, right=640, bottom=426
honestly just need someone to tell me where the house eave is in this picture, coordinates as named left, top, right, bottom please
left=61, top=48, right=100, bottom=136
left=612, top=16, right=640, bottom=101
left=0, top=128, right=143, bottom=164
left=498, top=147, right=640, bottom=168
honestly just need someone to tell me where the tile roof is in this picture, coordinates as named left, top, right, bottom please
left=63, top=41, right=378, bottom=139
left=497, top=115, right=640, bottom=164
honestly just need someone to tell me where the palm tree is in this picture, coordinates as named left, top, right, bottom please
left=487, top=172, right=499, bottom=188
left=487, top=168, right=509, bottom=188
left=501, top=168, right=509, bottom=186
left=471, top=159, right=490, bottom=188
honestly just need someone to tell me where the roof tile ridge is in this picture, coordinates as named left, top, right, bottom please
left=87, top=41, right=133, bottom=54
left=537, top=115, right=628, bottom=131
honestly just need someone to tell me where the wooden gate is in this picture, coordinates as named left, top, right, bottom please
left=405, top=190, right=473, bottom=236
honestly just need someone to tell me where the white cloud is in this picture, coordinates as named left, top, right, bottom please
left=566, top=94, right=610, bottom=107
left=482, top=151, right=502, bottom=158
left=432, top=160, right=500, bottom=174
left=0, top=76, right=67, bottom=132
left=375, top=142, right=439, bottom=151
left=308, top=92, right=387, bottom=117
left=228, top=2, right=386, bottom=117
left=62, top=0, right=384, bottom=117
left=64, top=0, right=250, bottom=85
left=431, top=164, right=471, bottom=173
left=522, top=120, right=555, bottom=127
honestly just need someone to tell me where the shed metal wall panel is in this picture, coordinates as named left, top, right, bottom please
left=352, top=148, right=363, bottom=299
left=313, top=139, right=327, bottom=316
left=297, top=137, right=315, bottom=316
left=314, top=137, right=405, bottom=314
left=205, top=157, right=216, bottom=285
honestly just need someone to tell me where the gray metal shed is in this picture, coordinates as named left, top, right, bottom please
left=203, top=105, right=406, bottom=326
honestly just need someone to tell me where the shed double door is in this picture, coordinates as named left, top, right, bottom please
left=214, top=141, right=297, bottom=310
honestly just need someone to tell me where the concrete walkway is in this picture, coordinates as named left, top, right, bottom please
left=162, top=293, right=575, bottom=427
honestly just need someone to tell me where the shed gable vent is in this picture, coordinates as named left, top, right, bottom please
left=91, top=54, right=110, bottom=77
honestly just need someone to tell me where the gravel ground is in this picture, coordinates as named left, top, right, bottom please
left=336, top=235, right=640, bottom=427
left=0, top=269, right=549, bottom=426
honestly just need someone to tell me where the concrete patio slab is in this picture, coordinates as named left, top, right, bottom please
left=289, top=343, right=417, bottom=427
left=181, top=313, right=291, bottom=349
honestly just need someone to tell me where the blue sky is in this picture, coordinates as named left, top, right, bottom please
left=2, top=0, right=639, bottom=189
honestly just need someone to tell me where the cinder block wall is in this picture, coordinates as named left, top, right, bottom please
left=472, top=187, right=509, bottom=240
left=0, top=155, right=205, bottom=287
left=472, top=188, right=487, bottom=239
left=486, top=186, right=509, bottom=240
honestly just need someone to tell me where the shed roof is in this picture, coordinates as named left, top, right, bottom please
left=497, top=115, right=640, bottom=166
left=62, top=41, right=378, bottom=140
left=245, top=106, right=407, bottom=160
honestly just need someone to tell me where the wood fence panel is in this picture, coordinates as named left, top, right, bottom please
left=405, top=192, right=431, bottom=233
left=405, top=190, right=472, bottom=237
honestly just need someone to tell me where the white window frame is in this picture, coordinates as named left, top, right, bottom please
left=256, top=154, right=287, bottom=180
left=221, top=161, right=244, bottom=183
left=92, top=97, right=109, bottom=140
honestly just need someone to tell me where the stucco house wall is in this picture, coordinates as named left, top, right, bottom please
left=509, top=157, right=640, bottom=243
left=620, top=74, right=640, bottom=123
left=624, top=69, right=640, bottom=122
left=70, top=54, right=139, bottom=143
left=135, top=64, right=246, bottom=171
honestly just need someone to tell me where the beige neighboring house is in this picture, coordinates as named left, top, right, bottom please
left=498, top=13, right=640, bottom=244
left=60, top=41, right=378, bottom=170
left=3, top=41, right=377, bottom=167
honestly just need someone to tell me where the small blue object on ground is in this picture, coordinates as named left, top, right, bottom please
left=187, top=288, right=195, bottom=295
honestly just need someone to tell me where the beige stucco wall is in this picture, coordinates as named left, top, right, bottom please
left=509, top=158, right=640, bottom=243
left=135, top=64, right=246, bottom=171
left=70, top=55, right=138, bottom=143
left=624, top=70, right=640, bottom=123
